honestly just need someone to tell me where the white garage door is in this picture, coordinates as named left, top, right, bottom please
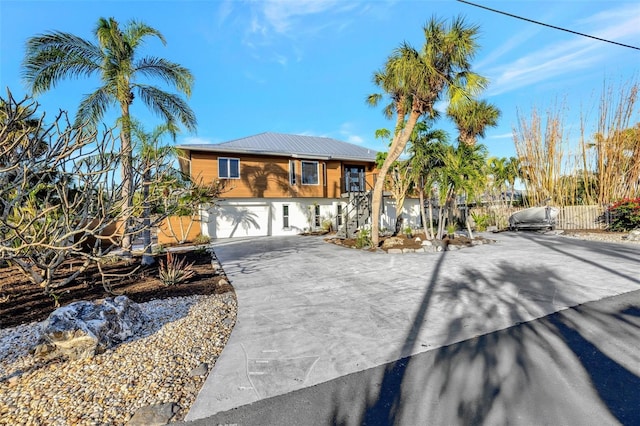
left=213, top=204, right=270, bottom=238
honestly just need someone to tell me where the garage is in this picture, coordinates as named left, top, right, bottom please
left=207, top=203, right=270, bottom=238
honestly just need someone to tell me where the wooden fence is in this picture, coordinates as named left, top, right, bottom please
left=467, top=204, right=608, bottom=230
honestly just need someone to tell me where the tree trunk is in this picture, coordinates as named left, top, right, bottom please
left=119, top=103, right=133, bottom=257
left=419, top=187, right=429, bottom=239
left=428, top=193, right=435, bottom=240
left=141, top=168, right=154, bottom=266
left=371, top=110, right=421, bottom=247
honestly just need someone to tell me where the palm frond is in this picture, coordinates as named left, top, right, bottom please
left=75, top=87, right=115, bottom=129
left=22, top=32, right=102, bottom=95
left=135, top=85, right=197, bottom=132
left=124, top=20, right=166, bottom=49
left=134, top=57, right=194, bottom=96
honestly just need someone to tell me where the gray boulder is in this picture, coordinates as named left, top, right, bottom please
left=33, top=295, right=147, bottom=361
left=381, top=237, right=404, bottom=249
left=626, top=230, right=640, bottom=241
left=127, top=402, right=180, bottom=426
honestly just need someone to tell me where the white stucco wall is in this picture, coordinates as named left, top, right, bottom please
left=379, top=199, right=422, bottom=231
left=202, top=199, right=346, bottom=239
left=201, top=197, right=422, bottom=239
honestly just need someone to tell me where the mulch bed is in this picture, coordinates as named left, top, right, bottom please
left=327, top=232, right=484, bottom=251
left=0, top=248, right=231, bottom=329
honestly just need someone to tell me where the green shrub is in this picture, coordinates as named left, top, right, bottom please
left=355, top=228, right=372, bottom=249
left=158, top=251, right=196, bottom=286
left=608, top=197, right=640, bottom=231
left=471, top=212, right=491, bottom=231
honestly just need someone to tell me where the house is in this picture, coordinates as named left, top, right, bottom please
left=177, top=132, right=422, bottom=239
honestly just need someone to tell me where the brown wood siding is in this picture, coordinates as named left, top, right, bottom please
left=158, top=215, right=201, bottom=244
left=189, top=151, right=378, bottom=199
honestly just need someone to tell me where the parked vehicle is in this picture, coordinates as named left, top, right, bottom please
left=509, top=206, right=559, bottom=231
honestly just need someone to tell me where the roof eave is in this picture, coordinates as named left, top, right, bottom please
left=176, top=145, right=376, bottom=163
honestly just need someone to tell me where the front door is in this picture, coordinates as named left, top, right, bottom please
left=344, top=165, right=365, bottom=193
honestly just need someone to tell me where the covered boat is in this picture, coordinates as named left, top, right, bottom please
left=509, top=206, right=559, bottom=230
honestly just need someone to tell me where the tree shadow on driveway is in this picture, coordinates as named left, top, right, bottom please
left=330, top=259, right=640, bottom=426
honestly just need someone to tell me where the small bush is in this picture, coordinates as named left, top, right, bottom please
left=321, top=219, right=333, bottom=232
left=158, top=251, right=196, bottom=286
left=607, top=197, right=640, bottom=231
left=471, top=212, right=491, bottom=231
left=355, top=228, right=372, bottom=249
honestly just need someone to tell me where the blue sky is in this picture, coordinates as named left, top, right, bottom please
left=1, top=0, right=639, bottom=159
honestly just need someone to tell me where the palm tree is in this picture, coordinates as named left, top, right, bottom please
left=488, top=156, right=508, bottom=203
left=367, top=16, right=487, bottom=247
left=447, top=99, right=500, bottom=147
left=131, top=121, right=179, bottom=265
left=374, top=128, right=414, bottom=235
left=505, top=156, right=521, bottom=206
left=435, top=144, right=487, bottom=239
left=408, top=123, right=449, bottom=239
left=22, top=17, right=196, bottom=254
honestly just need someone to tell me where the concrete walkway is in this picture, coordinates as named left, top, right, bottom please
left=184, top=232, right=640, bottom=424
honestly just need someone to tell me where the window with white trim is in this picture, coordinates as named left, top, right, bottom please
left=301, top=161, right=319, bottom=185
left=314, top=204, right=321, bottom=227
left=218, top=157, right=240, bottom=179
left=283, top=205, right=290, bottom=228
left=289, top=160, right=297, bottom=185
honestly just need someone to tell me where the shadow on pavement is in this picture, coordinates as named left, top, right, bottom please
left=524, top=233, right=640, bottom=284
left=329, top=259, right=640, bottom=425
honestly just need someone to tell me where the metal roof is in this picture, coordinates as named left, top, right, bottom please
left=177, top=132, right=378, bottom=162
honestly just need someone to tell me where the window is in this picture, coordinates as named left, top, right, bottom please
left=289, top=160, right=297, bottom=185
left=301, top=161, right=319, bottom=185
left=314, top=204, right=321, bottom=227
left=337, top=204, right=343, bottom=227
left=283, top=205, right=289, bottom=228
left=218, top=158, right=240, bottom=179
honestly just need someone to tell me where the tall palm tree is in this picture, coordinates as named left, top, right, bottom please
left=447, top=99, right=500, bottom=147
left=367, top=15, right=487, bottom=247
left=22, top=17, right=196, bottom=253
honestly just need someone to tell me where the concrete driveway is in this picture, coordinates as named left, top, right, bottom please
left=184, top=232, right=640, bottom=424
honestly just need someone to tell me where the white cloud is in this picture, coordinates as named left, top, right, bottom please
left=260, top=0, right=343, bottom=34
left=217, top=0, right=234, bottom=27
left=347, top=135, right=364, bottom=144
left=338, top=122, right=365, bottom=144
left=181, top=136, right=215, bottom=145
left=240, top=0, right=369, bottom=64
left=489, top=132, right=514, bottom=140
left=483, top=4, right=640, bottom=97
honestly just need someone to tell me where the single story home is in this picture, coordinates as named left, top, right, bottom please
left=177, top=132, right=422, bottom=239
